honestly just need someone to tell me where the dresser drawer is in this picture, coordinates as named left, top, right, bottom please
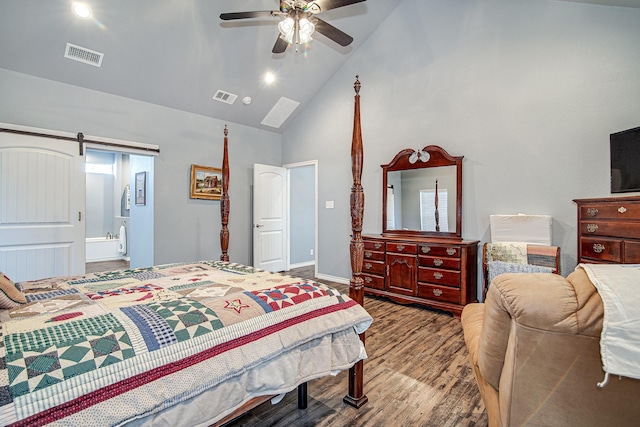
left=580, top=202, right=640, bottom=220
left=363, top=249, right=384, bottom=261
left=417, top=283, right=460, bottom=304
left=624, top=241, right=640, bottom=263
left=362, top=260, right=385, bottom=276
left=418, top=255, right=461, bottom=270
left=364, top=239, right=384, bottom=252
left=579, top=221, right=640, bottom=239
left=580, top=237, right=622, bottom=262
left=386, top=242, right=417, bottom=254
left=418, top=267, right=460, bottom=287
left=417, top=244, right=461, bottom=258
left=362, top=274, right=384, bottom=290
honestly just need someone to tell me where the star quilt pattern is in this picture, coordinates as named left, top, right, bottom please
left=0, top=261, right=372, bottom=426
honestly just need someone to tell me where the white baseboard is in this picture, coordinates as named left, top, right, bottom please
left=289, top=261, right=315, bottom=269
left=316, top=273, right=349, bottom=285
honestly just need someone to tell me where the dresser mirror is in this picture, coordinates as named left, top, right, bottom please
left=382, top=145, right=463, bottom=240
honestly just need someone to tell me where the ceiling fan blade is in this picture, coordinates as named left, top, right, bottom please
left=220, top=11, right=275, bottom=20
left=314, top=18, right=354, bottom=46
left=308, top=0, right=366, bottom=13
left=272, top=36, right=289, bottom=54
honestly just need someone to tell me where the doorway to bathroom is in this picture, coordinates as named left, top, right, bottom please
left=85, top=148, right=154, bottom=271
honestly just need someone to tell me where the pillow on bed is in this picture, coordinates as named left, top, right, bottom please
left=0, top=272, right=27, bottom=308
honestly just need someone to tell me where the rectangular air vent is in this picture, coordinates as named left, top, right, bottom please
left=64, top=43, right=104, bottom=67
left=213, top=90, right=238, bottom=105
left=261, top=97, right=300, bottom=128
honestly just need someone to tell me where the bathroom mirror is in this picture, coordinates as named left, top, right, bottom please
left=382, top=145, right=463, bottom=240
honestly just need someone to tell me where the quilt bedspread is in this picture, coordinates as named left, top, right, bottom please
left=0, top=261, right=372, bottom=426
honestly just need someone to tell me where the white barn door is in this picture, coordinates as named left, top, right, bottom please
left=0, top=132, right=86, bottom=282
left=253, top=164, right=286, bottom=272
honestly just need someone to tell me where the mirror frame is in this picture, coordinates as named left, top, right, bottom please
left=382, top=145, right=463, bottom=240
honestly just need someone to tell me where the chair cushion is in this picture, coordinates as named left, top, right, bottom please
left=487, top=261, right=552, bottom=286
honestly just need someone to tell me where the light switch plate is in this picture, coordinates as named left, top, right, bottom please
left=325, top=201, right=334, bottom=209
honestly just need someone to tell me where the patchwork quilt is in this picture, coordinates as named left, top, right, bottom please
left=0, top=261, right=372, bottom=426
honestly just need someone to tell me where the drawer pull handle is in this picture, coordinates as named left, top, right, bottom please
left=433, top=259, right=443, bottom=266
left=374, top=243, right=382, bottom=250
left=618, top=206, right=627, bottom=214
left=421, top=246, right=431, bottom=254
left=446, top=248, right=456, bottom=256
left=434, top=272, right=443, bottom=280
left=364, top=251, right=372, bottom=258
left=593, top=243, right=605, bottom=254
left=586, top=208, right=599, bottom=217
left=586, top=224, right=598, bottom=233
left=365, top=263, right=372, bottom=270
left=433, top=289, right=443, bottom=296
left=365, top=277, right=372, bottom=284
left=396, top=244, right=405, bottom=252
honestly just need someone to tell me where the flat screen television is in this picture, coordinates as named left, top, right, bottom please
left=610, top=126, right=640, bottom=193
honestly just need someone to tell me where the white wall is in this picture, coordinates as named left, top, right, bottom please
left=0, top=68, right=282, bottom=266
left=282, top=0, right=640, bottom=287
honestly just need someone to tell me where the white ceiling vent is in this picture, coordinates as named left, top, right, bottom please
left=64, top=43, right=104, bottom=67
left=213, top=90, right=238, bottom=105
left=261, top=97, right=300, bottom=128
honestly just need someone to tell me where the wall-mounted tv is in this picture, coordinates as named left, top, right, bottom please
left=610, top=126, right=640, bottom=193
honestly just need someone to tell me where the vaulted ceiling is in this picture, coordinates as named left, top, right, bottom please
left=0, top=1, right=401, bottom=133
left=0, top=0, right=637, bottom=133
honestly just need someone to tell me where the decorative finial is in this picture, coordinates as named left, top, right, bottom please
left=354, top=75, right=360, bottom=95
left=224, top=124, right=228, bottom=136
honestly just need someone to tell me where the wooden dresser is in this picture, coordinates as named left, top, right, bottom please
left=574, top=196, right=640, bottom=263
left=362, top=235, right=478, bottom=317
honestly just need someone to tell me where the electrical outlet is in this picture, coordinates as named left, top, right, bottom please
left=310, top=249, right=314, bottom=256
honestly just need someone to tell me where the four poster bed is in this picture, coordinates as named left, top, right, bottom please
left=0, top=78, right=369, bottom=426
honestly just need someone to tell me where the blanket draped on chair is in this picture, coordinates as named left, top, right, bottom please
left=579, top=263, right=640, bottom=386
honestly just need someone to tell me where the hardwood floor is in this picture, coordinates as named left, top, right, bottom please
left=224, top=266, right=487, bottom=426
left=85, top=259, right=130, bottom=273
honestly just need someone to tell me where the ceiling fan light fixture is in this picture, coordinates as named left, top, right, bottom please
left=298, top=18, right=315, bottom=44
left=278, top=17, right=295, bottom=44
left=278, top=15, right=315, bottom=45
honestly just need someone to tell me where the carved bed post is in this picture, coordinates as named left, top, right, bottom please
left=344, top=76, right=368, bottom=408
left=220, top=125, right=230, bottom=262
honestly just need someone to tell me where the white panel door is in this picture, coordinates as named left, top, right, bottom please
left=253, top=164, right=286, bottom=272
left=0, top=132, right=85, bottom=281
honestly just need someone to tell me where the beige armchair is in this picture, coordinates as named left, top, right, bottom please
left=462, top=268, right=640, bottom=426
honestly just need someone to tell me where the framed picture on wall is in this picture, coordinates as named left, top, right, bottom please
left=190, top=164, right=222, bottom=200
left=135, top=171, right=146, bottom=205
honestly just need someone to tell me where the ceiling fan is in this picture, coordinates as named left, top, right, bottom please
left=220, top=0, right=366, bottom=53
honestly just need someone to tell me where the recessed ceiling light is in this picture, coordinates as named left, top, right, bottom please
left=72, top=2, right=93, bottom=19
left=264, top=72, right=276, bottom=84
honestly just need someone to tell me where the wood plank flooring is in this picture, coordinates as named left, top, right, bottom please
left=85, top=260, right=130, bottom=273
left=224, top=266, right=487, bottom=426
